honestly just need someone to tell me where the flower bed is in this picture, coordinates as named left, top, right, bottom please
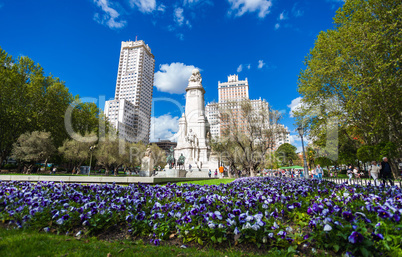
left=1, top=177, right=401, bottom=256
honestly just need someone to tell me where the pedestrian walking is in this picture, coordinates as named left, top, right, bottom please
left=380, top=157, right=394, bottom=186
left=214, top=169, right=218, bottom=178
left=368, top=161, right=381, bottom=186
left=208, top=169, right=211, bottom=178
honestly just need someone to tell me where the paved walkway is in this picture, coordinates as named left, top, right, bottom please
left=0, top=175, right=212, bottom=184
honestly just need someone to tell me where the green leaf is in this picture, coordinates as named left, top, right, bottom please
left=197, top=238, right=203, bottom=245
left=287, top=246, right=296, bottom=253
left=360, top=247, right=369, bottom=257
left=333, top=244, right=340, bottom=252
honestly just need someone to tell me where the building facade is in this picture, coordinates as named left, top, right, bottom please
left=218, top=74, right=249, bottom=103
left=151, top=140, right=177, bottom=155
left=205, top=74, right=290, bottom=150
left=105, top=40, right=155, bottom=143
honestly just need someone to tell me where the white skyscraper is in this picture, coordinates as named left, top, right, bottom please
left=105, top=40, right=155, bottom=143
left=205, top=74, right=290, bottom=149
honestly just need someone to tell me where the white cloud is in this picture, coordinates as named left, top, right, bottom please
left=274, top=23, right=280, bottom=30
left=177, top=33, right=184, bottom=40
left=227, top=0, right=273, bottom=18
left=184, top=0, right=214, bottom=7
left=289, top=134, right=301, bottom=144
left=247, top=64, right=251, bottom=69
left=258, top=60, right=265, bottom=69
left=93, top=0, right=127, bottom=29
left=129, top=0, right=156, bottom=13
left=174, top=7, right=185, bottom=26
left=150, top=114, right=180, bottom=142
left=287, top=97, right=303, bottom=118
left=174, top=7, right=191, bottom=28
left=154, top=63, right=197, bottom=94
left=157, top=4, right=166, bottom=12
left=291, top=3, right=304, bottom=17
left=237, top=64, right=243, bottom=73
left=279, top=11, right=287, bottom=20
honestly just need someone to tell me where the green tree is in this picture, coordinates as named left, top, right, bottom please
left=11, top=131, right=56, bottom=173
left=148, top=143, right=166, bottom=169
left=275, top=143, right=298, bottom=167
left=212, top=100, right=281, bottom=177
left=58, top=132, right=96, bottom=175
left=294, top=0, right=402, bottom=177
left=0, top=47, right=106, bottom=169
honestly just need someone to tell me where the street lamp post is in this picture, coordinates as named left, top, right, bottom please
left=297, top=126, right=309, bottom=179
left=88, top=145, right=96, bottom=176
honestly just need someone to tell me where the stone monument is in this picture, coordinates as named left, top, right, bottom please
left=140, top=147, right=154, bottom=177
left=174, top=69, right=219, bottom=176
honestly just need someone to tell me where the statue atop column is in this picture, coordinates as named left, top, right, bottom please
left=189, top=69, right=202, bottom=84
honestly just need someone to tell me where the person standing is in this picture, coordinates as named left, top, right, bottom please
left=208, top=169, right=212, bottom=178
left=380, top=157, right=394, bottom=186
left=347, top=165, right=353, bottom=184
left=219, top=165, right=224, bottom=178
left=353, top=166, right=360, bottom=179
left=368, top=161, right=381, bottom=186
left=316, top=165, right=323, bottom=180
left=214, top=169, right=218, bottom=178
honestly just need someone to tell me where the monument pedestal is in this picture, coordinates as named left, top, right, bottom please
left=139, top=170, right=151, bottom=177
left=166, top=168, right=187, bottom=178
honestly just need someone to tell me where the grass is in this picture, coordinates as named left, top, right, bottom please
left=176, top=178, right=236, bottom=186
left=0, top=229, right=287, bottom=257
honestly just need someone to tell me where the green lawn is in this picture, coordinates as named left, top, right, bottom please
left=176, top=178, right=236, bottom=186
left=0, top=229, right=287, bottom=257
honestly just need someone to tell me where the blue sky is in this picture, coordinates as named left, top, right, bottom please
left=0, top=0, right=345, bottom=150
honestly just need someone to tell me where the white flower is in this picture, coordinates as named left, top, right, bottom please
left=323, top=224, right=332, bottom=232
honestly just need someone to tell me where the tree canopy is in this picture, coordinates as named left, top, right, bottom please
left=294, top=0, right=402, bottom=176
left=0, top=47, right=107, bottom=168
left=11, top=131, right=55, bottom=173
left=211, top=99, right=281, bottom=177
left=275, top=143, right=299, bottom=167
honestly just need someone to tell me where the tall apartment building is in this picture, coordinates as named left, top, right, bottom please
left=206, top=74, right=290, bottom=149
left=105, top=40, right=155, bottom=143
left=218, top=75, right=249, bottom=103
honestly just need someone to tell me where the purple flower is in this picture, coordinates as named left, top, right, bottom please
left=392, top=213, right=401, bottom=222
left=233, top=209, right=241, bottom=216
left=348, top=231, right=364, bottom=244
left=372, top=233, right=384, bottom=241
left=277, top=230, right=286, bottom=239
left=342, top=211, right=355, bottom=222
left=378, top=209, right=392, bottom=219
left=183, top=215, right=192, bottom=223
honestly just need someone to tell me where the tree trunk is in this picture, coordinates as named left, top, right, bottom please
left=105, top=168, right=109, bottom=176
left=44, top=158, right=48, bottom=173
left=250, top=167, right=257, bottom=177
left=114, top=167, right=118, bottom=176
left=391, top=162, right=399, bottom=180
